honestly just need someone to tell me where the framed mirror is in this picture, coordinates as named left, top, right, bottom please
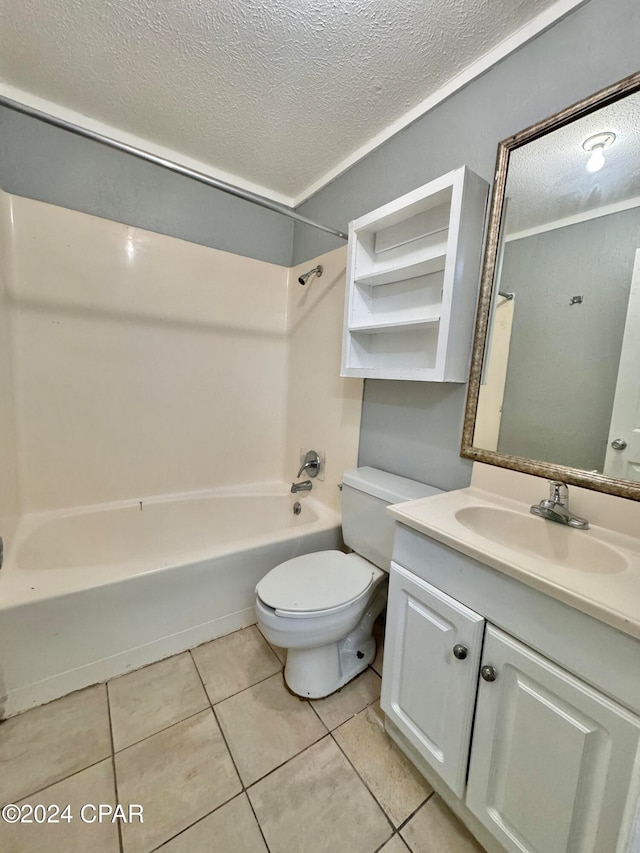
left=462, top=70, right=640, bottom=500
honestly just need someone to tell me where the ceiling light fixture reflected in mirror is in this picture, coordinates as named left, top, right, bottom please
left=582, top=131, right=616, bottom=172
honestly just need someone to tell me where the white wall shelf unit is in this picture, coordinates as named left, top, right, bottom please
left=341, top=166, right=489, bottom=381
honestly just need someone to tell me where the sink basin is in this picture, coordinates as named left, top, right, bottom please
left=455, top=506, right=628, bottom=574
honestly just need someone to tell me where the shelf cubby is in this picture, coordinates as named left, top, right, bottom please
left=348, top=271, right=444, bottom=332
left=341, top=167, right=489, bottom=381
left=348, top=327, right=440, bottom=375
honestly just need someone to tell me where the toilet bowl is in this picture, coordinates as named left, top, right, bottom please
left=255, top=467, right=441, bottom=699
left=256, top=551, right=387, bottom=698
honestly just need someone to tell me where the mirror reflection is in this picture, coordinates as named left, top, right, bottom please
left=473, top=87, right=640, bottom=484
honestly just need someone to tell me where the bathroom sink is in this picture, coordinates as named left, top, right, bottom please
left=454, top=505, right=628, bottom=574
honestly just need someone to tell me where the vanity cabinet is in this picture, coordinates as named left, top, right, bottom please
left=381, top=563, right=484, bottom=797
left=340, top=166, right=488, bottom=381
left=382, top=535, right=640, bottom=853
left=467, top=625, right=640, bottom=853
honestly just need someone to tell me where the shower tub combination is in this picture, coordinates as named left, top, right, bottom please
left=0, top=486, right=341, bottom=717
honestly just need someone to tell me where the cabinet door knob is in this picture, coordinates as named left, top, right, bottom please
left=452, top=644, right=468, bottom=660
left=481, top=665, right=497, bottom=682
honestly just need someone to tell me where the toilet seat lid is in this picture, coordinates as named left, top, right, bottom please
left=256, top=551, right=376, bottom=616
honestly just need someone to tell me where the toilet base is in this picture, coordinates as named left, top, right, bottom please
left=284, top=634, right=376, bottom=699
left=282, top=579, right=387, bottom=699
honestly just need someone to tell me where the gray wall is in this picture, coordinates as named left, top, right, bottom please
left=498, top=207, right=640, bottom=470
left=0, top=107, right=294, bottom=266
left=293, top=0, right=640, bottom=490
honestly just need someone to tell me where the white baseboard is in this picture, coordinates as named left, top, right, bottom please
left=1, top=607, right=256, bottom=719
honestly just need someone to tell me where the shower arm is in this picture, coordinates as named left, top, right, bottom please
left=0, top=95, right=348, bottom=242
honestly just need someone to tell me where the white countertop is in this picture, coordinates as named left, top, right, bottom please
left=388, top=486, right=640, bottom=641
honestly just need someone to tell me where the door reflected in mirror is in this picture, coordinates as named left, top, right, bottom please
left=462, top=72, right=640, bottom=499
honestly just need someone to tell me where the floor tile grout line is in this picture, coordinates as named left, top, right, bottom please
left=252, top=624, right=285, bottom=667
left=186, top=646, right=247, bottom=792
left=260, top=633, right=287, bottom=667
left=305, top=670, right=382, bottom=732
left=189, top=649, right=284, bottom=709
left=305, top=668, right=434, bottom=840
left=147, top=791, right=249, bottom=853
left=244, top=788, right=272, bottom=852
left=187, top=647, right=215, bottom=711
left=308, top=698, right=327, bottom=726
left=372, top=833, right=397, bottom=853
left=176, top=644, right=400, bottom=846
left=241, top=727, right=404, bottom=851
left=215, top=682, right=399, bottom=844
left=305, top=673, right=380, bottom=736
left=230, top=704, right=399, bottom=845
left=210, top=667, right=285, bottom=707
left=241, top=729, right=332, bottom=791
left=113, top=630, right=278, bottom=851
left=211, top=704, right=245, bottom=789
left=0, top=753, right=113, bottom=811
left=200, top=656, right=331, bottom=851
left=103, top=640, right=272, bottom=755
left=186, top=622, right=261, bottom=659
left=396, top=790, right=435, bottom=834
left=373, top=831, right=411, bottom=853
left=105, top=682, right=125, bottom=853
left=122, top=644, right=250, bottom=853
left=188, top=642, right=332, bottom=794
left=111, top=702, right=211, bottom=756
left=329, top=722, right=397, bottom=837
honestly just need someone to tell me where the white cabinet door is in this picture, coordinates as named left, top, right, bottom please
left=466, top=626, right=640, bottom=853
left=381, top=562, right=484, bottom=797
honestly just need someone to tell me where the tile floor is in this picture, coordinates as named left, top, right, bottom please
left=0, top=620, right=485, bottom=853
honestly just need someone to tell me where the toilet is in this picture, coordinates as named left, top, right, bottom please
left=255, top=467, right=441, bottom=698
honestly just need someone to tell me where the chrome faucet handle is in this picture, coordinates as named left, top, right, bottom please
left=568, top=514, right=590, bottom=530
left=296, top=450, right=321, bottom=479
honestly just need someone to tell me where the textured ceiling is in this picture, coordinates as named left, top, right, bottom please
left=1, top=0, right=567, bottom=201
left=505, top=93, right=640, bottom=233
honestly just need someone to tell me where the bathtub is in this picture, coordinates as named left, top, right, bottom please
left=0, top=485, right=341, bottom=717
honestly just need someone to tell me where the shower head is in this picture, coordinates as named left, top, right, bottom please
left=297, top=265, right=323, bottom=286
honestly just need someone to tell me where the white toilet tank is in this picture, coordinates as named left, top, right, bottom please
left=341, top=467, right=442, bottom=571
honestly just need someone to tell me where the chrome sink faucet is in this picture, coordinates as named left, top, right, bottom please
left=530, top=481, right=589, bottom=530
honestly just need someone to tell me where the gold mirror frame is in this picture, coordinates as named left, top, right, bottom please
left=461, top=70, right=640, bottom=501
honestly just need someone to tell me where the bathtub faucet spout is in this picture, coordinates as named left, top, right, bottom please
left=291, top=480, right=312, bottom=493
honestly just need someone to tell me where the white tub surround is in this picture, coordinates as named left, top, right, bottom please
left=0, top=488, right=340, bottom=718
left=286, top=247, right=363, bottom=514
left=1, top=193, right=362, bottom=516
left=5, top=191, right=289, bottom=512
left=0, top=194, right=365, bottom=719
